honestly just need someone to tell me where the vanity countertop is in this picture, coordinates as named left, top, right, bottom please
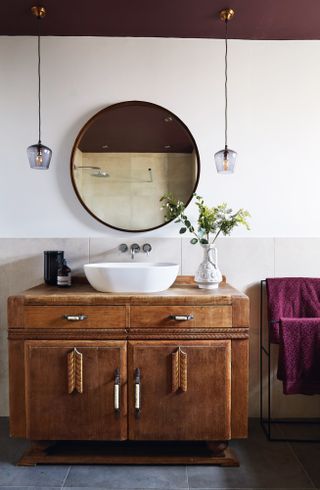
left=9, top=276, right=248, bottom=307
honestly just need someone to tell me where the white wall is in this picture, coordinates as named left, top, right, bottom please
left=1, top=37, right=320, bottom=418
left=1, top=36, right=320, bottom=237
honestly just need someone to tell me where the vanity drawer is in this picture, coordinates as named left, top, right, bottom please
left=24, top=306, right=126, bottom=329
left=130, top=306, right=232, bottom=328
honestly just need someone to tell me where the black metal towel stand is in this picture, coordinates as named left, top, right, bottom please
left=260, top=279, right=320, bottom=442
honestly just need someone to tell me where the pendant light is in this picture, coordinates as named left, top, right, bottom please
left=27, top=6, right=52, bottom=170
left=214, top=8, right=236, bottom=174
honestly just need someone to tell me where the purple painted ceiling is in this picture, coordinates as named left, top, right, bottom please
left=2, top=0, right=320, bottom=39
left=78, top=104, right=195, bottom=153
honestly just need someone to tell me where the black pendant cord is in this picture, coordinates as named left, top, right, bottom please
left=224, top=19, right=228, bottom=150
left=37, top=16, right=41, bottom=145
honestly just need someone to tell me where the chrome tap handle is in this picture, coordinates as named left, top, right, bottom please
left=142, top=243, right=152, bottom=255
left=134, top=368, right=141, bottom=416
left=130, top=243, right=140, bottom=259
left=114, top=368, right=120, bottom=413
left=119, top=243, right=128, bottom=253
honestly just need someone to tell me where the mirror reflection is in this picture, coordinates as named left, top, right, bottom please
left=71, top=101, right=200, bottom=232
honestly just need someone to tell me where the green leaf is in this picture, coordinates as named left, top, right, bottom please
left=190, top=238, right=198, bottom=244
left=160, top=192, right=250, bottom=242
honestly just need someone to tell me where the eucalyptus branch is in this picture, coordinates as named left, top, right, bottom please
left=160, top=192, right=250, bottom=245
left=211, top=229, right=221, bottom=244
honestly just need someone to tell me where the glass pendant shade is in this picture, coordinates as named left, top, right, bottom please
left=27, top=7, right=52, bottom=170
left=214, top=147, right=237, bottom=174
left=215, top=9, right=237, bottom=174
left=27, top=143, right=52, bottom=169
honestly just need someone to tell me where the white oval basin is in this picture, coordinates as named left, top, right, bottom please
left=84, top=262, right=179, bottom=293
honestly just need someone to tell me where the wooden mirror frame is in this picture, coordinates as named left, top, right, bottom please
left=70, top=101, right=200, bottom=233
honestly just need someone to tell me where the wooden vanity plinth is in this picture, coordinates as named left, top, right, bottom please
left=8, top=277, right=249, bottom=466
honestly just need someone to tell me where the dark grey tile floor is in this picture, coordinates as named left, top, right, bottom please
left=0, top=418, right=319, bottom=490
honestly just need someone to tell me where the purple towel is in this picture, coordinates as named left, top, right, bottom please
left=266, top=277, right=320, bottom=343
left=278, top=318, right=320, bottom=395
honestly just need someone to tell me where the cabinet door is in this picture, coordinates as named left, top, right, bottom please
left=25, top=340, right=127, bottom=440
left=128, top=340, right=231, bottom=441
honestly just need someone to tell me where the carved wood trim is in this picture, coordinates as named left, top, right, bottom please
left=67, top=350, right=76, bottom=394
left=8, top=329, right=127, bottom=340
left=128, top=329, right=249, bottom=340
left=172, top=348, right=188, bottom=392
left=67, top=348, right=83, bottom=394
left=8, top=329, right=248, bottom=341
left=8, top=327, right=248, bottom=341
left=75, top=349, right=83, bottom=394
left=171, top=350, right=179, bottom=392
left=179, top=349, right=188, bottom=392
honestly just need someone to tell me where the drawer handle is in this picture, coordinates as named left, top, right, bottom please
left=170, top=314, right=194, bottom=321
left=114, top=368, right=120, bottom=413
left=134, top=368, right=141, bottom=417
left=64, top=314, right=88, bottom=321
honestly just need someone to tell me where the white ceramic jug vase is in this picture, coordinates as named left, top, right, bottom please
left=194, top=244, right=222, bottom=289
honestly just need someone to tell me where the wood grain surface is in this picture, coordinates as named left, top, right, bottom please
left=128, top=340, right=231, bottom=441
left=8, top=276, right=249, bottom=466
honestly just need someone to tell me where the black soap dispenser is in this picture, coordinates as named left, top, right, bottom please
left=57, top=259, right=72, bottom=288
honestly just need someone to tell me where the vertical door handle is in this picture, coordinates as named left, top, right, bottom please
left=171, top=348, right=188, bottom=393
left=67, top=348, right=83, bottom=394
left=114, top=368, right=120, bottom=412
left=134, top=368, right=141, bottom=417
left=67, top=350, right=75, bottom=394
left=172, top=350, right=179, bottom=392
left=179, top=349, right=188, bottom=392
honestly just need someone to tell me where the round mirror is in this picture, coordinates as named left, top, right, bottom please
left=71, top=101, right=200, bottom=232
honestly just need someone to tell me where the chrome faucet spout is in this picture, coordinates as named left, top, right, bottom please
left=130, top=243, right=140, bottom=259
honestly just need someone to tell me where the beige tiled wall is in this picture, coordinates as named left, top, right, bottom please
left=89, top=237, right=182, bottom=270
left=1, top=237, right=320, bottom=417
left=0, top=238, right=90, bottom=415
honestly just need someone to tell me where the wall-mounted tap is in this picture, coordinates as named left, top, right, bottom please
left=142, top=243, right=152, bottom=256
left=118, top=243, right=152, bottom=259
left=130, top=243, right=140, bottom=259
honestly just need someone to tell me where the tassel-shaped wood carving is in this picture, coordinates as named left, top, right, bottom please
left=179, top=350, right=188, bottom=392
left=67, top=350, right=76, bottom=394
left=172, top=350, right=179, bottom=392
left=75, top=349, right=83, bottom=393
left=67, top=348, right=83, bottom=394
left=172, top=348, right=188, bottom=392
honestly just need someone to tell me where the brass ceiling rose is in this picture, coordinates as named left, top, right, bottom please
left=31, top=6, right=46, bottom=18
left=219, top=8, right=235, bottom=22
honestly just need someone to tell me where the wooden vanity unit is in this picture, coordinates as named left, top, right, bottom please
left=8, top=277, right=249, bottom=466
